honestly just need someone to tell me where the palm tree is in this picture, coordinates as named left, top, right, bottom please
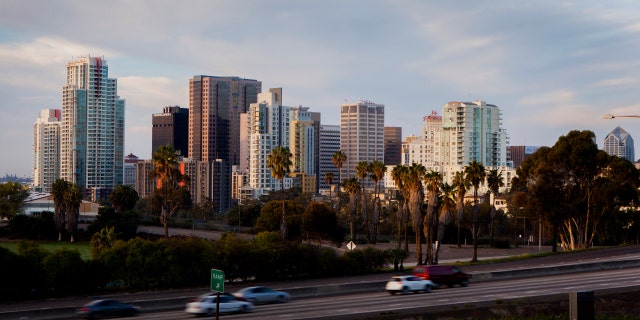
left=369, top=160, right=386, bottom=244
left=331, top=150, right=347, bottom=209
left=51, top=178, right=69, bottom=242
left=435, top=182, right=456, bottom=263
left=64, top=183, right=82, bottom=243
left=391, top=164, right=409, bottom=251
left=151, top=145, right=187, bottom=238
left=109, top=184, right=139, bottom=213
left=486, top=169, right=505, bottom=247
left=324, top=172, right=334, bottom=207
left=465, top=160, right=486, bottom=262
left=423, top=170, right=442, bottom=265
left=355, top=160, right=370, bottom=242
left=342, top=176, right=360, bottom=241
left=452, top=171, right=470, bottom=248
left=266, top=145, right=293, bottom=239
left=406, top=163, right=426, bottom=264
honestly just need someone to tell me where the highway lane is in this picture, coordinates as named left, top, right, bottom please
left=131, top=267, right=640, bottom=319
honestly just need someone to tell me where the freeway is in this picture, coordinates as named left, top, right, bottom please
left=131, top=267, right=640, bottom=319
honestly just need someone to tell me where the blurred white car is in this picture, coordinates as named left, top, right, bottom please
left=233, top=286, right=290, bottom=304
left=385, top=275, right=435, bottom=295
left=185, top=294, right=254, bottom=316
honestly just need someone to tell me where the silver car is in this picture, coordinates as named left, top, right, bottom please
left=385, top=275, right=435, bottom=295
left=233, top=286, right=290, bottom=304
left=185, top=294, right=254, bottom=316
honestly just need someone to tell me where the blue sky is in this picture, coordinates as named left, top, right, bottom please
left=1, top=0, right=639, bottom=177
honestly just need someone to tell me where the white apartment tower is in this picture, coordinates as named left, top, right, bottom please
left=33, top=109, right=61, bottom=192
left=402, top=111, right=443, bottom=170
left=441, top=101, right=508, bottom=167
left=289, top=106, right=315, bottom=175
left=60, top=56, right=125, bottom=199
left=340, top=100, right=385, bottom=181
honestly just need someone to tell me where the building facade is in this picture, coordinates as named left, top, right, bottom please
left=152, top=106, right=189, bottom=157
left=60, top=56, right=125, bottom=199
left=384, top=126, right=402, bottom=165
left=318, top=124, right=340, bottom=193
left=603, top=126, right=635, bottom=163
left=33, top=109, right=61, bottom=192
left=123, top=153, right=141, bottom=187
left=340, top=100, right=385, bottom=182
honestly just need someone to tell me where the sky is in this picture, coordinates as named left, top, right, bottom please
left=1, top=0, right=639, bottom=178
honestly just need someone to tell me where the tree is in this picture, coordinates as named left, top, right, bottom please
left=302, top=201, right=339, bottom=245
left=109, top=185, right=139, bottom=213
left=390, top=164, right=409, bottom=252
left=331, top=150, right=347, bottom=209
left=266, top=145, right=293, bottom=239
left=486, top=169, right=504, bottom=247
left=452, top=171, right=470, bottom=248
left=406, top=163, right=426, bottom=264
left=355, top=161, right=370, bottom=243
left=423, top=170, right=442, bottom=265
left=51, top=179, right=69, bottom=242
left=465, top=160, right=486, bottom=262
left=64, top=183, right=82, bottom=243
left=150, top=145, right=188, bottom=238
left=324, top=172, right=334, bottom=207
left=0, top=182, right=29, bottom=220
left=342, top=177, right=360, bottom=241
left=369, top=160, right=386, bottom=244
left=255, top=200, right=303, bottom=240
left=436, top=182, right=456, bottom=263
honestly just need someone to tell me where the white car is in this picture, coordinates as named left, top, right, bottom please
left=385, top=275, right=435, bottom=295
left=233, top=286, right=290, bottom=304
left=185, top=294, right=254, bottom=316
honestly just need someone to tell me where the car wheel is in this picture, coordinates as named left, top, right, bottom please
left=401, top=286, right=409, bottom=294
left=277, top=295, right=287, bottom=303
left=461, top=280, right=469, bottom=287
left=206, top=308, right=215, bottom=316
left=423, top=285, right=432, bottom=293
left=241, top=305, right=250, bottom=313
left=388, top=290, right=396, bottom=295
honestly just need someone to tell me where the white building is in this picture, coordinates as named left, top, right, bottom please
left=33, top=109, right=61, bottom=192
left=60, top=56, right=125, bottom=200
left=340, top=100, right=385, bottom=184
left=319, top=124, right=340, bottom=193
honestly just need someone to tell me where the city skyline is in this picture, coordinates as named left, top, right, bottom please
left=2, top=1, right=639, bottom=177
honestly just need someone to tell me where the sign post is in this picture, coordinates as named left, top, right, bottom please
left=210, top=269, right=225, bottom=320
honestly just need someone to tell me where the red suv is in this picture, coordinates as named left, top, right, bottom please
left=412, top=265, right=470, bottom=288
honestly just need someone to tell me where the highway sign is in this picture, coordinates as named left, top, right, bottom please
left=210, top=269, right=225, bottom=293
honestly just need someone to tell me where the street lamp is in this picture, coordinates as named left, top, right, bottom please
left=603, top=114, right=640, bottom=119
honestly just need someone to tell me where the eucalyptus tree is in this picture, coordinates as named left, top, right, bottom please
left=423, top=170, right=442, bottom=264
left=331, top=150, right=347, bottom=210
left=486, top=169, right=504, bottom=247
left=342, top=176, right=361, bottom=241
left=0, top=181, right=29, bottom=220
left=465, top=160, right=486, bottom=262
left=451, top=171, right=469, bottom=248
left=151, top=145, right=188, bottom=238
left=390, top=164, right=409, bottom=251
left=266, top=145, right=293, bottom=239
left=406, top=163, right=426, bottom=264
left=355, top=160, right=371, bottom=242
left=369, top=160, right=386, bottom=243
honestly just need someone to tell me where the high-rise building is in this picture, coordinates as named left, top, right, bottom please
left=33, top=109, right=61, bottom=192
left=123, top=153, right=141, bottom=187
left=152, top=106, right=189, bottom=157
left=384, top=126, right=402, bottom=165
left=188, top=75, right=261, bottom=164
left=402, top=111, right=443, bottom=169
left=319, top=125, right=340, bottom=192
left=340, top=100, right=385, bottom=182
left=603, top=126, right=635, bottom=162
left=508, top=146, right=540, bottom=168
left=289, top=106, right=316, bottom=176
left=60, top=56, right=125, bottom=199
left=441, top=101, right=508, bottom=167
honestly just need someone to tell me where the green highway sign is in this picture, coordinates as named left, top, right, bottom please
left=210, top=269, right=225, bottom=293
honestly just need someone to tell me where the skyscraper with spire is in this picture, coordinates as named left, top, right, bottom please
left=603, top=126, right=635, bottom=163
left=60, top=56, right=125, bottom=200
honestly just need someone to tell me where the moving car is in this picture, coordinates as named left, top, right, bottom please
left=233, top=286, right=290, bottom=304
left=185, top=294, right=254, bottom=316
left=412, top=265, right=470, bottom=287
left=76, top=299, right=140, bottom=318
left=385, top=275, right=435, bottom=295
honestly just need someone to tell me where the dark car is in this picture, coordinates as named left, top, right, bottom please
left=77, top=299, right=140, bottom=319
left=412, top=265, right=470, bottom=287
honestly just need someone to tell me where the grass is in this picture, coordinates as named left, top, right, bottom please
left=0, top=240, right=92, bottom=260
